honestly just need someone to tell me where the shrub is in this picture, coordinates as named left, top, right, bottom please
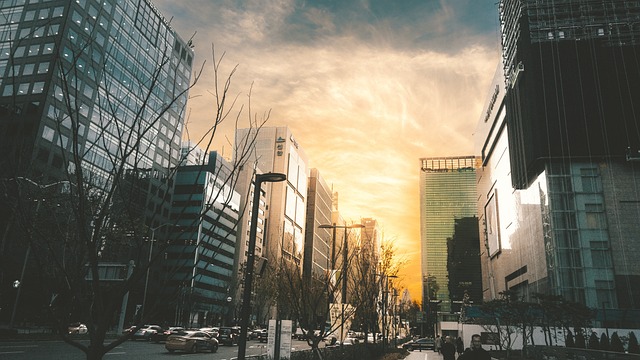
left=629, top=332, right=640, bottom=354
left=599, top=333, right=609, bottom=351
left=588, top=332, right=600, bottom=350
left=610, top=332, right=624, bottom=353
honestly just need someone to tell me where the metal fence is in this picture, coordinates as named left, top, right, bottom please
left=526, top=345, right=640, bottom=360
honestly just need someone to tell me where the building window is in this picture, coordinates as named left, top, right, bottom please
left=32, top=81, right=44, bottom=94
left=28, top=44, right=40, bottom=56
left=23, top=63, right=34, bottom=75
left=17, top=83, right=29, bottom=94
left=37, top=62, right=49, bottom=74
left=585, top=203, right=605, bottom=229
left=14, top=46, right=26, bottom=57
left=42, top=125, right=55, bottom=142
left=590, top=241, right=612, bottom=268
left=580, top=168, right=599, bottom=192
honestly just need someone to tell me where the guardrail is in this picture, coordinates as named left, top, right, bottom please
left=526, top=345, right=640, bottom=360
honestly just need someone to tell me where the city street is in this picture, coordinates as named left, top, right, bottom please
left=0, top=338, right=315, bottom=359
left=404, top=349, right=444, bottom=360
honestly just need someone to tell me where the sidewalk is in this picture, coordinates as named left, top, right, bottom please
left=404, top=349, right=444, bottom=360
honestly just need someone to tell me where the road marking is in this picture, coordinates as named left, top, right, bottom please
left=0, top=345, right=38, bottom=348
left=0, top=351, right=25, bottom=355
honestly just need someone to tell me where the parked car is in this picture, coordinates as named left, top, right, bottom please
left=249, top=328, right=263, bottom=340
left=68, top=322, right=87, bottom=334
left=217, top=326, right=239, bottom=345
left=165, top=331, right=218, bottom=353
left=293, top=328, right=308, bottom=340
left=342, top=336, right=359, bottom=345
left=402, top=337, right=435, bottom=351
left=150, top=326, right=185, bottom=342
left=132, top=325, right=163, bottom=341
left=258, top=329, right=268, bottom=343
left=199, top=327, right=219, bottom=338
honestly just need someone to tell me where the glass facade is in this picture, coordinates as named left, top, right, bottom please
left=476, top=65, right=637, bottom=318
left=168, top=153, right=241, bottom=326
left=0, top=0, right=192, bottom=205
left=420, top=156, right=478, bottom=312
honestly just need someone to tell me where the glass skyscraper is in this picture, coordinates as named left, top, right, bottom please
left=0, top=0, right=192, bottom=197
left=420, top=156, right=478, bottom=316
left=0, top=0, right=193, bottom=325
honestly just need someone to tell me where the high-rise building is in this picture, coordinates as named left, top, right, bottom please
left=500, top=0, right=640, bottom=189
left=235, top=127, right=309, bottom=266
left=234, top=126, right=309, bottom=319
left=419, top=156, right=478, bottom=318
left=473, top=1, right=640, bottom=324
left=304, top=168, right=334, bottom=279
left=167, top=151, right=240, bottom=327
left=0, top=0, right=193, bottom=324
left=0, top=0, right=192, bottom=186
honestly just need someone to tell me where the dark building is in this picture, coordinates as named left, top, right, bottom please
left=166, top=151, right=241, bottom=327
left=0, top=0, right=193, bottom=326
left=447, top=216, right=482, bottom=310
left=474, top=1, right=640, bottom=325
left=501, top=0, right=640, bottom=189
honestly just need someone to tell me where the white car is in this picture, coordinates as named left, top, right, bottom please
left=68, top=322, right=87, bottom=334
left=132, top=325, right=163, bottom=341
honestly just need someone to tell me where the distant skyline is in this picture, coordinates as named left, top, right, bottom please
left=153, top=0, right=503, bottom=301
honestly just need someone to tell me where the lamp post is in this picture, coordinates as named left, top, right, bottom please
left=319, top=223, right=365, bottom=346
left=376, top=273, right=397, bottom=351
left=9, top=177, right=74, bottom=329
left=142, top=222, right=174, bottom=320
left=237, top=172, right=286, bottom=360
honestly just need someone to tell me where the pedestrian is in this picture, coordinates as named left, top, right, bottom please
left=441, top=336, right=457, bottom=360
left=457, top=334, right=491, bottom=360
left=456, top=336, right=464, bottom=355
left=435, top=334, right=442, bottom=353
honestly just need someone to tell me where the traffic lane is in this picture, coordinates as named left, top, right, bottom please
left=404, top=349, right=444, bottom=360
left=0, top=339, right=275, bottom=359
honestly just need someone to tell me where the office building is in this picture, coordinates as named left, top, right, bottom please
left=235, top=126, right=309, bottom=266
left=304, top=168, right=334, bottom=279
left=234, top=126, right=309, bottom=320
left=474, top=0, right=640, bottom=325
left=0, top=0, right=193, bottom=325
left=419, top=156, right=478, bottom=317
left=167, top=151, right=241, bottom=327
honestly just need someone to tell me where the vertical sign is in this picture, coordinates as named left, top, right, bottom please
left=267, top=320, right=276, bottom=358
left=279, top=320, right=292, bottom=359
left=267, top=319, right=292, bottom=359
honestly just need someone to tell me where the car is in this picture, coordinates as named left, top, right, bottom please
left=68, top=322, right=87, bottom=334
left=258, top=329, right=268, bottom=343
left=132, top=325, right=163, bottom=341
left=402, top=337, right=435, bottom=351
left=165, top=331, right=219, bottom=353
left=342, top=336, right=359, bottom=345
left=199, top=327, right=219, bottom=338
left=249, top=328, right=263, bottom=340
left=150, top=326, right=185, bottom=342
left=217, top=326, right=239, bottom=345
left=293, top=328, right=310, bottom=340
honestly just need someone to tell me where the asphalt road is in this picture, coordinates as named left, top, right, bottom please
left=0, top=338, right=314, bottom=359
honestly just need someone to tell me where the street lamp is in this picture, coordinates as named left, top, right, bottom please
left=382, top=274, right=398, bottom=351
left=376, top=273, right=397, bottom=351
left=237, top=172, right=286, bottom=360
left=142, top=222, right=175, bottom=320
left=319, top=223, right=365, bottom=346
left=8, top=177, right=75, bottom=329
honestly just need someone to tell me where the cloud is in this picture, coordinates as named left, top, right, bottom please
left=154, top=0, right=501, bottom=302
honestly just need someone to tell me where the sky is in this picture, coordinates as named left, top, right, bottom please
left=152, top=0, right=503, bottom=302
